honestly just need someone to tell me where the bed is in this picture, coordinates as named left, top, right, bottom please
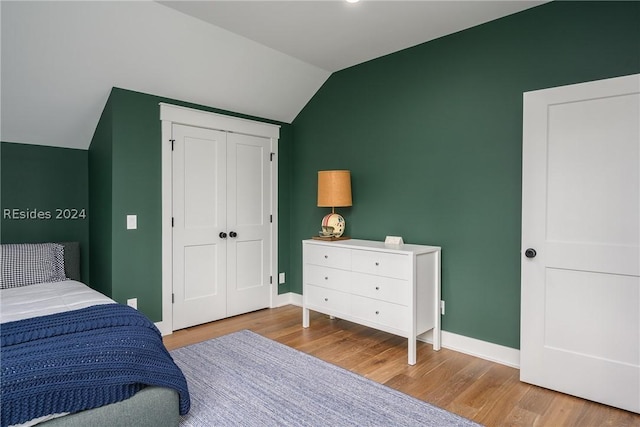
left=0, top=242, right=190, bottom=427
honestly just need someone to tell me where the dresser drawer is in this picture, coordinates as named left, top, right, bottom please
left=351, top=295, right=408, bottom=332
left=304, top=285, right=350, bottom=313
left=350, top=272, right=409, bottom=306
left=304, top=244, right=352, bottom=270
left=305, top=264, right=351, bottom=292
left=352, top=250, right=409, bottom=280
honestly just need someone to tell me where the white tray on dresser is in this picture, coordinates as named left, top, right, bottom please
left=302, top=238, right=441, bottom=365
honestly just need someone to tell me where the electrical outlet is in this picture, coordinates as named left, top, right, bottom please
left=440, top=300, right=445, bottom=315
left=127, top=298, right=138, bottom=309
left=278, top=272, right=285, bottom=284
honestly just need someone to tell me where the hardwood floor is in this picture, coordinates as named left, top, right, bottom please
left=163, top=305, right=639, bottom=427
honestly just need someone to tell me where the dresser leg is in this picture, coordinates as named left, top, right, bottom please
left=408, top=337, right=417, bottom=365
left=433, top=328, right=441, bottom=351
left=302, top=307, right=310, bottom=328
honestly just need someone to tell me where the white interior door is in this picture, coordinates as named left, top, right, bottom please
left=226, top=132, right=272, bottom=316
left=521, top=74, right=639, bottom=413
left=160, top=104, right=279, bottom=335
left=172, top=124, right=228, bottom=330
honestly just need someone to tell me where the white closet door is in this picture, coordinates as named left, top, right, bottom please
left=172, top=124, right=228, bottom=330
left=226, top=132, right=272, bottom=316
left=521, top=74, right=639, bottom=413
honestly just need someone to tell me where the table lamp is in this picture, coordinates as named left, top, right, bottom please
left=317, top=170, right=352, bottom=239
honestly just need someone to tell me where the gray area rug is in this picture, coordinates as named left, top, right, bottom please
left=170, top=330, right=481, bottom=426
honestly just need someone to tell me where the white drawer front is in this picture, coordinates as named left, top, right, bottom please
left=304, top=244, right=351, bottom=270
left=351, top=295, right=408, bottom=332
left=305, top=285, right=350, bottom=314
left=305, top=264, right=351, bottom=292
left=351, top=272, right=409, bottom=306
left=351, top=250, right=409, bottom=280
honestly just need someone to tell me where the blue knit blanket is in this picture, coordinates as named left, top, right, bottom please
left=1, top=304, right=190, bottom=427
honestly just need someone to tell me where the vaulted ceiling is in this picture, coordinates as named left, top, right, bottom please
left=1, top=1, right=546, bottom=150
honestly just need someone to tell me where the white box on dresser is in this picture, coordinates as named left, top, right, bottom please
left=302, top=238, right=441, bottom=365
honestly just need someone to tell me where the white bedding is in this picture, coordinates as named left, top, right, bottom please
left=0, top=280, right=114, bottom=324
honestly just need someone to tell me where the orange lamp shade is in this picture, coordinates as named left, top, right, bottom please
left=317, top=170, right=352, bottom=208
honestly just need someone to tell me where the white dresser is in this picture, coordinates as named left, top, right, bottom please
left=302, top=239, right=441, bottom=365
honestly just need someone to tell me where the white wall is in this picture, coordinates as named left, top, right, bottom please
left=1, top=1, right=330, bottom=149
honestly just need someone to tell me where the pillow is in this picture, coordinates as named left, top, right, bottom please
left=0, top=243, right=67, bottom=289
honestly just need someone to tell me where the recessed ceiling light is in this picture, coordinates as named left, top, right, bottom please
left=346, top=0, right=360, bottom=3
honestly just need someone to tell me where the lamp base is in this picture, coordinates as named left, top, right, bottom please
left=321, top=213, right=346, bottom=238
left=311, top=235, right=351, bottom=241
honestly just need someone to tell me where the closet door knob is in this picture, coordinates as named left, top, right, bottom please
left=219, top=232, right=227, bottom=238
left=229, top=231, right=238, bottom=238
left=525, top=248, right=537, bottom=258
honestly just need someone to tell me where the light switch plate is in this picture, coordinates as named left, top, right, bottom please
left=127, top=215, right=137, bottom=230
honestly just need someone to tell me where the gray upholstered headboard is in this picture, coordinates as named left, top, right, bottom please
left=58, top=241, right=81, bottom=281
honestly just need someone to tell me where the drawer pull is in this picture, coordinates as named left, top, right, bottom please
left=375, top=262, right=379, bottom=266
left=375, top=311, right=380, bottom=315
left=375, top=286, right=380, bottom=290
left=325, top=276, right=328, bottom=280
left=324, top=255, right=328, bottom=259
left=324, top=298, right=329, bottom=302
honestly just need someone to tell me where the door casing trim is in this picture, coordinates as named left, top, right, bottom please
left=157, top=103, right=280, bottom=335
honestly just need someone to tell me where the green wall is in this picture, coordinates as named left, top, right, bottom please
left=88, top=98, right=113, bottom=297
left=291, top=1, right=640, bottom=349
left=89, top=87, right=293, bottom=321
left=1, top=142, right=90, bottom=281
left=3, top=0, right=636, bottom=348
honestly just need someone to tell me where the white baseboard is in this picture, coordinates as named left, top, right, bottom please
left=418, top=330, right=520, bottom=368
left=282, top=293, right=520, bottom=368
left=155, top=320, right=171, bottom=336
left=273, top=291, right=302, bottom=307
